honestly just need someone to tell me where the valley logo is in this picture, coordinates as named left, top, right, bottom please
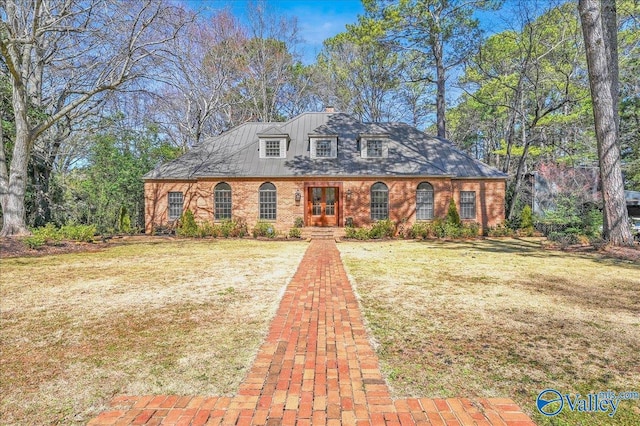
left=537, top=389, right=639, bottom=417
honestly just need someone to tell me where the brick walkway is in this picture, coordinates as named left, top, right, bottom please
left=89, top=240, right=535, bottom=425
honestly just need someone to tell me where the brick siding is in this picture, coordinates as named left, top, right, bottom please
left=145, top=177, right=506, bottom=234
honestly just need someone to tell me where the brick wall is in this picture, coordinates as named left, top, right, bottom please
left=145, top=177, right=506, bottom=234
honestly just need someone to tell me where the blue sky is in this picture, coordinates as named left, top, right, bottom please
left=187, top=0, right=365, bottom=63
left=188, top=0, right=529, bottom=64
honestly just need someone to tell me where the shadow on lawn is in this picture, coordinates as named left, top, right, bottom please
left=417, top=237, right=640, bottom=270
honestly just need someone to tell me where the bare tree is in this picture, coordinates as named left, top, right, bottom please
left=578, top=0, right=633, bottom=245
left=0, top=0, right=188, bottom=236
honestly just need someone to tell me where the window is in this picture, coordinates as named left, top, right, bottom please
left=416, top=182, right=434, bottom=220
left=214, top=182, right=232, bottom=220
left=259, top=182, right=277, bottom=220
left=259, top=138, right=286, bottom=158
left=265, top=140, right=281, bottom=157
left=310, top=137, right=337, bottom=159
left=370, top=182, right=389, bottom=220
left=460, top=191, right=476, bottom=219
left=367, top=140, right=383, bottom=157
left=316, top=140, right=332, bottom=157
left=360, top=137, right=388, bottom=158
left=168, top=191, right=183, bottom=220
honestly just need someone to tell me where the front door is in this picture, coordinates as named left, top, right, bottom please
left=308, top=187, right=338, bottom=226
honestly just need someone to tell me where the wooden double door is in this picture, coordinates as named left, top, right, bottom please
left=308, top=187, right=339, bottom=226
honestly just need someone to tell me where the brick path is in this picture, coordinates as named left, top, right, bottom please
left=89, top=240, right=535, bottom=425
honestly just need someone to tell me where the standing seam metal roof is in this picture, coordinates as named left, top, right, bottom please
left=144, top=112, right=507, bottom=180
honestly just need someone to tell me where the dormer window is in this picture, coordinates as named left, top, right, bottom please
left=360, top=135, right=389, bottom=158
left=367, top=140, right=383, bottom=157
left=265, top=140, right=281, bottom=157
left=259, top=138, right=287, bottom=158
left=310, top=136, right=337, bottom=159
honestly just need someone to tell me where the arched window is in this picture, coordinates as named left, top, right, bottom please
left=370, top=182, right=389, bottom=220
left=416, top=182, right=434, bottom=220
left=259, top=182, right=277, bottom=220
left=214, top=182, right=232, bottom=220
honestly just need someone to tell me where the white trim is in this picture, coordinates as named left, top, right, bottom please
left=259, top=138, right=287, bottom=159
left=310, top=137, right=338, bottom=159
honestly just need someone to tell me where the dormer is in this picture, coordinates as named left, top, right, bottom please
left=308, top=124, right=338, bottom=159
left=258, top=126, right=289, bottom=159
left=359, top=133, right=390, bottom=158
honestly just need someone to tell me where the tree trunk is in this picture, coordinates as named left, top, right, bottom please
left=433, top=36, right=447, bottom=139
left=578, top=0, right=633, bottom=245
left=1, top=115, right=32, bottom=237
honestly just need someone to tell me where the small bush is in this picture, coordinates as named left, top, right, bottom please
left=344, top=226, right=370, bottom=240
left=288, top=228, right=302, bottom=239
left=369, top=219, right=395, bottom=239
left=32, top=223, right=63, bottom=245
left=293, top=217, right=304, bottom=228
left=446, top=198, right=461, bottom=226
left=197, top=222, right=218, bottom=238
left=407, top=222, right=431, bottom=239
left=24, top=234, right=46, bottom=249
left=520, top=205, right=534, bottom=229
left=60, top=224, right=97, bottom=242
left=487, top=222, right=515, bottom=237
left=152, top=223, right=175, bottom=235
left=177, top=209, right=199, bottom=237
left=253, top=222, right=277, bottom=238
left=118, top=206, right=132, bottom=234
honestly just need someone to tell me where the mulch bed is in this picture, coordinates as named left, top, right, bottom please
left=2, top=235, right=639, bottom=261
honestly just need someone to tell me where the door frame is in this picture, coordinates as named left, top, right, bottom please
left=303, top=181, right=344, bottom=227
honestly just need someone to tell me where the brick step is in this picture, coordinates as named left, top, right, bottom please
left=301, top=227, right=345, bottom=240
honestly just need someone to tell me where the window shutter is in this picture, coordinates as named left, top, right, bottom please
left=310, top=139, right=316, bottom=158
left=280, top=139, right=286, bottom=158
left=259, top=139, right=265, bottom=159
left=331, top=139, right=337, bottom=158
left=360, top=139, right=367, bottom=158
left=382, top=141, right=389, bottom=158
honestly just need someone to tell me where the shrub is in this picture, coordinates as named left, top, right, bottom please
left=253, top=222, right=277, bottom=238
left=293, top=217, right=304, bottom=228
left=152, top=223, right=175, bottom=235
left=446, top=198, right=461, bottom=226
left=32, top=223, right=63, bottom=245
left=520, top=205, right=534, bottom=229
left=487, top=222, right=515, bottom=237
left=368, top=219, right=395, bottom=239
left=60, top=224, right=97, bottom=242
left=197, top=222, right=218, bottom=238
left=288, top=227, right=302, bottom=239
left=460, top=222, right=480, bottom=238
left=24, top=234, right=46, bottom=249
left=407, top=222, right=430, bottom=239
left=118, top=206, right=132, bottom=234
left=344, top=226, right=370, bottom=240
left=177, top=209, right=198, bottom=237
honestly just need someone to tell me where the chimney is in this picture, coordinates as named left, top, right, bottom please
left=324, top=106, right=335, bottom=113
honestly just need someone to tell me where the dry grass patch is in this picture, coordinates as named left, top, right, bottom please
left=0, top=239, right=307, bottom=425
left=338, top=238, right=640, bottom=426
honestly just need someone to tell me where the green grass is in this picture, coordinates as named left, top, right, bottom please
left=338, top=238, right=640, bottom=426
left=0, top=239, right=307, bottom=425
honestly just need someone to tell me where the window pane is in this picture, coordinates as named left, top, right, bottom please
left=168, top=192, right=183, bottom=220
left=325, top=188, right=335, bottom=216
left=214, top=183, right=232, bottom=220
left=312, top=188, right=322, bottom=215
left=416, top=183, right=434, bottom=220
left=370, top=183, right=388, bottom=220
left=316, top=140, right=332, bottom=157
left=265, top=140, right=281, bottom=157
left=259, top=183, right=277, bottom=220
left=460, top=191, right=476, bottom=219
left=367, top=140, right=383, bottom=157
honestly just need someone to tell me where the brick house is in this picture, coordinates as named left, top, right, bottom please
left=144, top=112, right=506, bottom=234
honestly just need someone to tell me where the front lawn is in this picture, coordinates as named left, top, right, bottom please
left=0, top=239, right=306, bottom=425
left=339, top=238, right=640, bottom=425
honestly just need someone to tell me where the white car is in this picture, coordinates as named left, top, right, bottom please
left=631, top=217, right=640, bottom=239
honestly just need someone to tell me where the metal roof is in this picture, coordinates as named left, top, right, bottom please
left=144, top=112, right=507, bottom=180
